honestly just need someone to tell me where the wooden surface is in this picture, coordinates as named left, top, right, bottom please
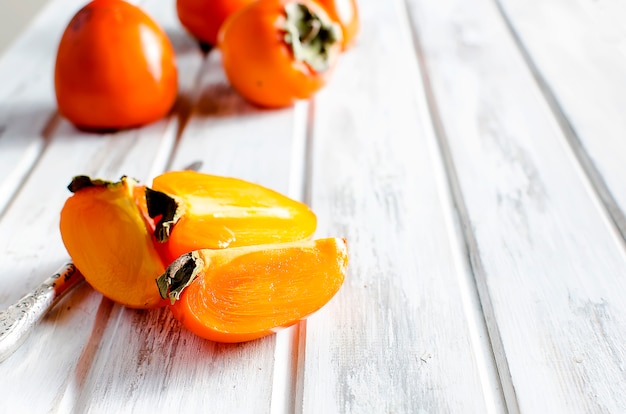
left=0, top=0, right=624, bottom=412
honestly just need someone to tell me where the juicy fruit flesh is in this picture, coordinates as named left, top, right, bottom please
left=150, top=171, right=317, bottom=260
left=169, top=238, right=348, bottom=342
left=185, top=195, right=295, bottom=218
left=171, top=213, right=315, bottom=248
left=59, top=171, right=347, bottom=342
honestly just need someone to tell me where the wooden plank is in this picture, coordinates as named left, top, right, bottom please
left=75, top=43, right=307, bottom=413
left=0, top=0, right=86, bottom=216
left=0, top=124, right=179, bottom=413
left=405, top=0, right=626, bottom=412
left=0, top=0, right=204, bottom=411
left=299, top=0, right=505, bottom=412
left=496, top=0, right=626, bottom=246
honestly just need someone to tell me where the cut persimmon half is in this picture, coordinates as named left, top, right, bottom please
left=59, top=176, right=167, bottom=308
left=156, top=237, right=348, bottom=343
left=146, top=170, right=317, bottom=263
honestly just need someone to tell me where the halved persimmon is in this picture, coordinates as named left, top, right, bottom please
left=146, top=170, right=317, bottom=264
left=157, top=237, right=348, bottom=342
left=59, top=176, right=167, bottom=308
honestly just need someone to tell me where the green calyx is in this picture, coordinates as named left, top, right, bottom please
left=283, top=2, right=341, bottom=72
left=145, top=187, right=181, bottom=242
left=156, top=251, right=205, bottom=304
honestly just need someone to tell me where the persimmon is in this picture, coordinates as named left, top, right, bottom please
left=59, top=176, right=167, bottom=308
left=146, top=170, right=317, bottom=264
left=315, top=0, right=360, bottom=49
left=157, top=238, right=348, bottom=342
left=59, top=170, right=318, bottom=308
left=54, top=0, right=178, bottom=130
left=218, top=0, right=343, bottom=108
left=176, top=0, right=255, bottom=46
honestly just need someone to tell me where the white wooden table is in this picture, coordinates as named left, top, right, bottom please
left=1, top=0, right=625, bottom=412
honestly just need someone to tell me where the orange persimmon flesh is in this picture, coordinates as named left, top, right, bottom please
left=147, top=170, right=317, bottom=263
left=157, top=237, right=347, bottom=343
left=59, top=176, right=167, bottom=308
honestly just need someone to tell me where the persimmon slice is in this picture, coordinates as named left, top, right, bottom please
left=157, top=238, right=348, bottom=343
left=60, top=176, right=167, bottom=308
left=147, top=171, right=317, bottom=263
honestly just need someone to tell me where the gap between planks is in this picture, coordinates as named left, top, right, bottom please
left=400, top=0, right=512, bottom=412
left=493, top=0, right=626, bottom=253
left=270, top=100, right=313, bottom=414
left=0, top=0, right=85, bottom=221
left=0, top=111, right=58, bottom=221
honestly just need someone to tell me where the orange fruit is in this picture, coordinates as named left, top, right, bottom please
left=60, top=176, right=167, bottom=308
left=147, top=170, right=317, bottom=263
left=54, top=0, right=178, bottom=130
left=176, top=0, right=254, bottom=46
left=217, top=0, right=342, bottom=108
left=59, top=170, right=320, bottom=309
left=158, top=238, right=348, bottom=342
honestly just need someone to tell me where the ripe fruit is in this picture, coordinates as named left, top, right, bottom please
left=147, top=170, right=317, bottom=264
left=157, top=238, right=348, bottom=342
left=59, top=170, right=318, bottom=308
left=218, top=0, right=343, bottom=108
left=60, top=176, right=167, bottom=308
left=54, top=0, right=178, bottom=130
left=176, top=0, right=254, bottom=46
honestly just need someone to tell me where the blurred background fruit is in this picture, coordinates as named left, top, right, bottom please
left=54, top=0, right=178, bottom=131
left=218, top=0, right=343, bottom=107
left=176, top=0, right=254, bottom=47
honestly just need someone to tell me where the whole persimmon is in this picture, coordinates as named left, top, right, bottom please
left=218, top=0, right=343, bottom=108
left=54, top=0, right=178, bottom=131
left=176, top=0, right=255, bottom=47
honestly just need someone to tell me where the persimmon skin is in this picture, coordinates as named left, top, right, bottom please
left=167, top=238, right=348, bottom=343
left=149, top=170, right=317, bottom=264
left=218, top=0, right=342, bottom=108
left=54, top=0, right=178, bottom=131
left=176, top=0, right=254, bottom=46
left=316, top=0, right=360, bottom=49
left=60, top=178, right=167, bottom=308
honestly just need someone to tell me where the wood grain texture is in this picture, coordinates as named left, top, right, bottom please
left=0, top=122, right=179, bottom=413
left=77, top=49, right=305, bottom=413
left=0, top=0, right=203, bottom=411
left=1, top=0, right=624, bottom=412
left=299, top=0, right=504, bottom=412
left=0, top=0, right=85, bottom=216
left=406, top=0, right=626, bottom=411
left=496, top=0, right=626, bottom=243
